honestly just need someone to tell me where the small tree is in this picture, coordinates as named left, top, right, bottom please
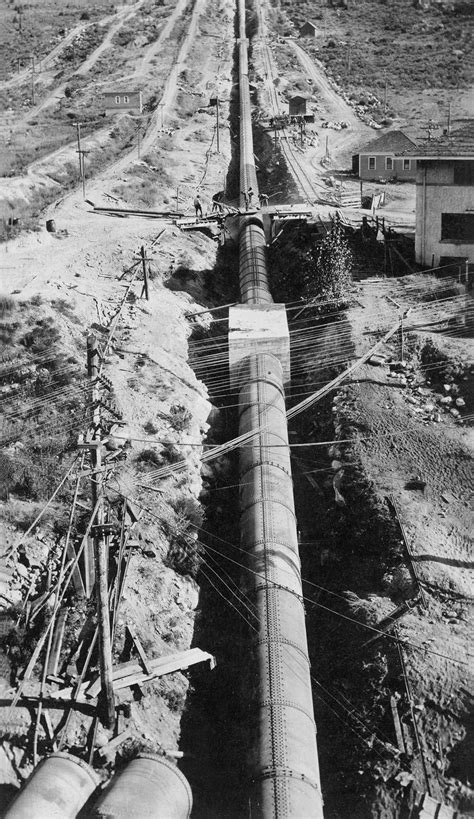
left=303, top=221, right=353, bottom=301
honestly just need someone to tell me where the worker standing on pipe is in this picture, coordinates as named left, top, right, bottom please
left=194, top=194, right=203, bottom=218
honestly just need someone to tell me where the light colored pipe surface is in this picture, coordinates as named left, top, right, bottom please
left=236, top=2, right=324, bottom=814
left=238, top=354, right=323, bottom=818
left=3, top=752, right=99, bottom=819
left=89, top=754, right=192, bottom=819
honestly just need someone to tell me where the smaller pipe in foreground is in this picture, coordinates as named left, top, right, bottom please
left=89, top=754, right=193, bottom=819
left=3, top=752, right=99, bottom=819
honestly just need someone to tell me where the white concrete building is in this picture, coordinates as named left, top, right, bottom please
left=400, top=123, right=474, bottom=268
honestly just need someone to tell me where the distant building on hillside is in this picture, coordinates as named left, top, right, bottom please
left=289, top=95, right=308, bottom=117
left=352, top=130, right=417, bottom=181
left=299, top=21, right=318, bottom=37
left=398, top=122, right=474, bottom=267
left=104, top=90, right=142, bottom=116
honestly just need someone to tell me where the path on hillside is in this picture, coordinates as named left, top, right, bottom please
left=134, top=0, right=190, bottom=79
left=95, top=0, right=207, bottom=189
left=287, top=39, right=372, bottom=164
left=77, top=0, right=147, bottom=77
left=0, top=0, right=204, bottom=208
left=1, top=0, right=147, bottom=125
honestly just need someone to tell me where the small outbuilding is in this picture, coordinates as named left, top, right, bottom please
left=289, top=95, right=308, bottom=117
left=104, top=90, right=142, bottom=116
left=299, top=21, right=318, bottom=37
left=352, top=130, right=417, bottom=181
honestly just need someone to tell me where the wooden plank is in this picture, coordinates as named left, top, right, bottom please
left=390, top=695, right=406, bottom=754
left=86, top=648, right=216, bottom=698
left=46, top=608, right=68, bottom=677
left=98, top=729, right=131, bottom=758
left=127, top=625, right=153, bottom=675
left=41, top=711, right=58, bottom=751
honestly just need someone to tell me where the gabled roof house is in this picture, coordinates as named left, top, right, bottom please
left=353, top=130, right=417, bottom=181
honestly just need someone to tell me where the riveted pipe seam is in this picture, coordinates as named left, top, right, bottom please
left=255, top=637, right=310, bottom=663
left=239, top=460, right=293, bottom=478
left=253, top=768, right=321, bottom=789
left=240, top=496, right=297, bottom=517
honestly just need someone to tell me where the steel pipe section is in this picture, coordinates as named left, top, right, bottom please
left=238, top=354, right=323, bottom=818
left=3, top=752, right=99, bottom=819
left=235, top=3, right=324, bottom=816
left=239, top=219, right=273, bottom=305
left=89, top=754, right=192, bottom=819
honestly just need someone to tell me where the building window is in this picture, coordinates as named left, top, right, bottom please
left=403, top=159, right=411, bottom=171
left=385, top=157, right=393, bottom=171
left=123, top=95, right=129, bottom=104
left=441, top=213, right=474, bottom=242
left=115, top=95, right=120, bottom=104
left=453, top=161, right=474, bottom=185
left=368, top=156, right=376, bottom=170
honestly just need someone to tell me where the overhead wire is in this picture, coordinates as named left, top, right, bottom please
left=104, top=484, right=468, bottom=667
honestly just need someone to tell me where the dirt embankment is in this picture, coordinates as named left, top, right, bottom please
left=285, top=271, right=473, bottom=817
left=0, top=0, right=239, bottom=804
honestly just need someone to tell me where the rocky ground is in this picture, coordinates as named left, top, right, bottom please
left=0, top=0, right=473, bottom=816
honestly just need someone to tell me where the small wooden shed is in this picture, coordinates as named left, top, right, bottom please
left=289, top=96, right=308, bottom=117
left=104, top=90, right=142, bottom=116
left=300, top=21, right=317, bottom=37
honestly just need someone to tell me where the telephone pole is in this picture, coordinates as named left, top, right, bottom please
left=87, top=336, right=115, bottom=730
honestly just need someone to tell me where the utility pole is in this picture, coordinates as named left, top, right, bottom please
left=140, top=246, right=149, bottom=300
left=158, top=102, right=165, bottom=129
left=210, top=97, right=220, bottom=153
left=346, top=44, right=352, bottom=73
left=447, top=102, right=451, bottom=135
left=137, top=123, right=142, bottom=159
left=175, top=186, right=179, bottom=214
left=383, top=78, right=388, bottom=115
left=87, top=336, right=115, bottom=730
left=75, top=122, right=88, bottom=198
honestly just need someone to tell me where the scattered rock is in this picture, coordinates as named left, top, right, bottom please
left=455, top=397, right=465, bottom=408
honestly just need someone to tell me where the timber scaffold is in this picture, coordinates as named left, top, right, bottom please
left=236, top=0, right=324, bottom=816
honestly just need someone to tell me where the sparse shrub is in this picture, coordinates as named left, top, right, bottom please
left=168, top=404, right=192, bottom=432
left=0, top=295, right=15, bottom=319
left=170, top=495, right=204, bottom=529
left=143, top=420, right=159, bottom=435
left=160, top=443, right=184, bottom=465
left=0, top=452, right=15, bottom=500
left=136, top=448, right=164, bottom=468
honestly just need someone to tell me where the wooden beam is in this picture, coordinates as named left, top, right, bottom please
left=127, top=625, right=153, bottom=675
left=86, top=648, right=216, bottom=699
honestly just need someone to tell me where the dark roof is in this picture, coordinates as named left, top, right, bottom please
left=358, top=130, right=417, bottom=155
left=398, top=122, right=474, bottom=159
left=289, top=94, right=310, bottom=102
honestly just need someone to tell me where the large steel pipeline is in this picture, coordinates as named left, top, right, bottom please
left=3, top=752, right=99, bottom=819
left=4, top=753, right=192, bottom=819
left=89, top=754, right=193, bottom=818
left=236, top=0, right=324, bottom=816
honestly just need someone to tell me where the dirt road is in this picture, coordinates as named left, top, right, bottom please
left=288, top=39, right=372, bottom=165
